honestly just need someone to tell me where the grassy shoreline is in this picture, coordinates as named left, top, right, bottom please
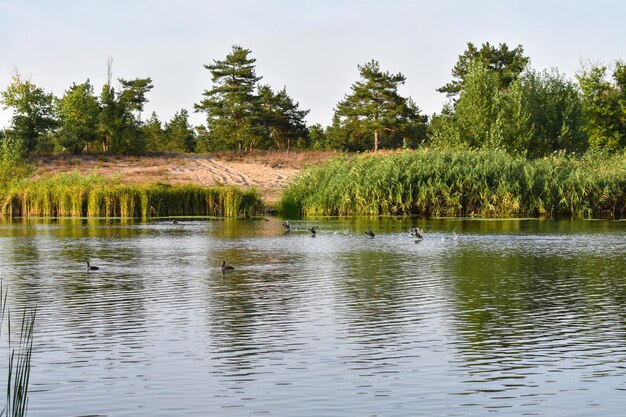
left=1, top=173, right=263, bottom=218
left=279, top=149, right=626, bottom=218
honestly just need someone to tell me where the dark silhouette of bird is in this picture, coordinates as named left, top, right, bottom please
left=410, top=226, right=423, bottom=239
left=172, top=219, right=179, bottom=224
left=308, top=226, right=318, bottom=236
left=365, top=230, right=375, bottom=238
left=282, top=220, right=291, bottom=232
left=221, top=260, right=235, bottom=272
left=86, top=261, right=99, bottom=272
left=264, top=218, right=270, bottom=221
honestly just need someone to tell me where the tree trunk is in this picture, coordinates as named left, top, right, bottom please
left=374, top=130, right=379, bottom=152
left=287, top=138, right=291, bottom=154
left=237, top=140, right=242, bottom=157
left=102, top=136, right=109, bottom=153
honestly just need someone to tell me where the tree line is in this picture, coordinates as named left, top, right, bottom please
left=1, top=42, right=625, bottom=158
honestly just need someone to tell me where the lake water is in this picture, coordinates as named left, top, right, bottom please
left=0, top=217, right=625, bottom=416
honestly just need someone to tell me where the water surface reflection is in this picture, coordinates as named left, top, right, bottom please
left=0, top=218, right=624, bottom=416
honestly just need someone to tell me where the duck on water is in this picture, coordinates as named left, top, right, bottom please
left=221, top=260, right=235, bottom=272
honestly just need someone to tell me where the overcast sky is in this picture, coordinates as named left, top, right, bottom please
left=1, top=0, right=625, bottom=129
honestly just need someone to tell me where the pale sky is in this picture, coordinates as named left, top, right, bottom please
left=1, top=0, right=625, bottom=129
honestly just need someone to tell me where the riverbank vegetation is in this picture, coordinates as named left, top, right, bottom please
left=280, top=148, right=626, bottom=218
left=0, top=173, right=262, bottom=218
left=2, top=42, right=625, bottom=157
left=2, top=42, right=626, bottom=219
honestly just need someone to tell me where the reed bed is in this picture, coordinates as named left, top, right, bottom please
left=0, top=173, right=263, bottom=218
left=280, top=148, right=626, bottom=218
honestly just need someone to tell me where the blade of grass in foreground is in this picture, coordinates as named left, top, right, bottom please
left=0, top=282, right=36, bottom=417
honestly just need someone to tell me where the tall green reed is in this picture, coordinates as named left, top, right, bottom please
left=0, top=282, right=36, bottom=417
left=0, top=173, right=263, bottom=218
left=280, top=148, right=626, bottom=218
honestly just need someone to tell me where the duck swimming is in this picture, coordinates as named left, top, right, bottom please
left=365, top=230, right=375, bottom=238
left=410, top=226, right=423, bottom=239
left=221, top=260, right=235, bottom=271
left=86, top=261, right=99, bottom=272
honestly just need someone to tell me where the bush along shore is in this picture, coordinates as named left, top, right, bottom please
left=1, top=173, right=263, bottom=218
left=279, top=148, right=626, bottom=218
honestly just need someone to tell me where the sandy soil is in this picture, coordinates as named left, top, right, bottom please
left=33, top=151, right=338, bottom=205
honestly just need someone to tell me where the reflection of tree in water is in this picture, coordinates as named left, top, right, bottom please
left=445, top=247, right=626, bottom=382
left=333, top=250, right=424, bottom=351
left=203, top=251, right=305, bottom=385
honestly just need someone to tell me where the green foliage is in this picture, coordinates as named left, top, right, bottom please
left=430, top=61, right=586, bottom=157
left=163, top=109, right=196, bottom=153
left=0, top=173, right=263, bottom=218
left=0, top=137, right=32, bottom=187
left=453, top=61, right=507, bottom=149
left=577, top=61, right=626, bottom=151
left=0, top=72, right=57, bottom=154
left=258, top=85, right=309, bottom=151
left=438, top=41, right=530, bottom=97
left=308, top=123, right=329, bottom=150
left=56, top=80, right=100, bottom=154
left=280, top=148, right=626, bottom=218
left=333, top=60, right=427, bottom=152
left=143, top=112, right=163, bottom=152
left=96, top=62, right=153, bottom=155
left=523, top=69, right=586, bottom=155
left=195, top=45, right=263, bottom=153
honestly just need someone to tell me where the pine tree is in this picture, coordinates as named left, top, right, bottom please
left=438, top=42, right=530, bottom=97
left=334, top=60, right=426, bottom=152
left=195, top=45, right=262, bottom=155
left=258, top=85, right=309, bottom=152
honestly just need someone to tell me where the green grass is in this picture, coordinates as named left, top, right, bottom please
left=279, top=148, right=626, bottom=218
left=0, top=173, right=263, bottom=218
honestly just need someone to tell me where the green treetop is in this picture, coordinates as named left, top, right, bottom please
left=258, top=84, right=310, bottom=152
left=195, top=45, right=263, bottom=154
left=1, top=71, right=57, bottom=154
left=57, top=80, right=100, bottom=154
left=334, top=60, right=426, bottom=152
left=438, top=42, right=530, bottom=97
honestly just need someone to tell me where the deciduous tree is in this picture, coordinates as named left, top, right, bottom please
left=57, top=80, right=99, bottom=154
left=1, top=71, right=57, bottom=154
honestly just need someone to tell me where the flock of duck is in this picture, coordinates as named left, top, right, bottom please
left=86, top=220, right=426, bottom=273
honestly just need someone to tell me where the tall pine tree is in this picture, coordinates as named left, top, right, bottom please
left=195, top=45, right=262, bottom=155
left=334, top=60, right=426, bottom=152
